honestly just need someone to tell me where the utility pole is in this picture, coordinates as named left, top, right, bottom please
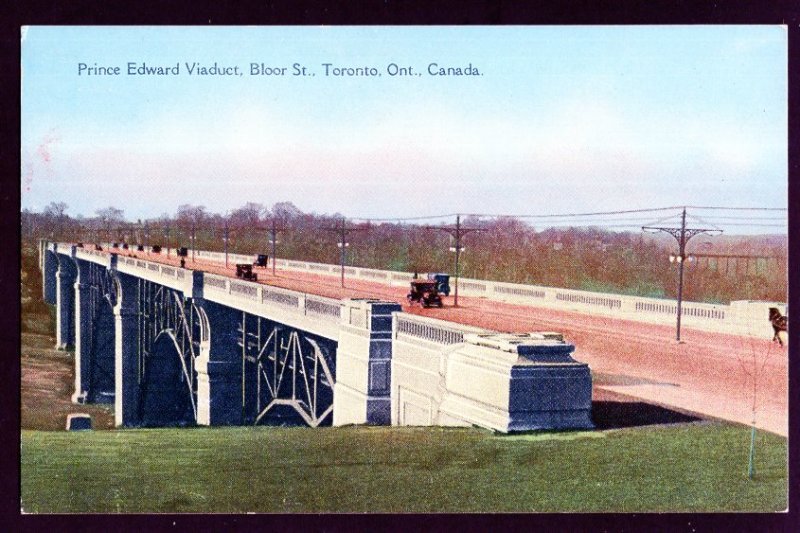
left=643, top=207, right=721, bottom=342
left=323, top=218, right=369, bottom=288
left=164, top=223, right=171, bottom=257
left=191, top=221, right=196, bottom=262
left=266, top=219, right=290, bottom=276
left=428, top=215, right=486, bottom=307
left=224, top=217, right=230, bottom=268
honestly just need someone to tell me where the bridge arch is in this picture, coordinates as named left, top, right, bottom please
left=138, top=330, right=197, bottom=426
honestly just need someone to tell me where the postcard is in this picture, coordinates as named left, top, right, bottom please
left=20, top=25, right=788, bottom=514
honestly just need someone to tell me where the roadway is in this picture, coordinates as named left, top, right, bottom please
left=101, top=247, right=789, bottom=436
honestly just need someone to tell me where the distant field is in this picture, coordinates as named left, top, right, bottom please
left=21, top=424, right=786, bottom=513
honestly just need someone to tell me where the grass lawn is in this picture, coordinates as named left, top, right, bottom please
left=21, top=423, right=786, bottom=513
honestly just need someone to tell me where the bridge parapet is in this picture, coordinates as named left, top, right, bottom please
left=393, top=312, right=489, bottom=346
left=207, top=250, right=766, bottom=337
left=75, top=246, right=109, bottom=264
left=201, top=272, right=341, bottom=340
left=116, top=255, right=192, bottom=293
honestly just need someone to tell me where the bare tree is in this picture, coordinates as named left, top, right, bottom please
left=739, top=313, right=785, bottom=479
left=95, top=206, right=125, bottom=242
left=43, top=202, right=69, bottom=238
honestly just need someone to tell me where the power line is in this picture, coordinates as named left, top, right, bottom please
left=461, top=206, right=686, bottom=219
left=692, top=215, right=787, bottom=221
left=351, top=213, right=461, bottom=223
left=695, top=223, right=786, bottom=228
left=685, top=206, right=787, bottom=211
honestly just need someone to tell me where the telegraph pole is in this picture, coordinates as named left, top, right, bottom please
left=267, top=219, right=291, bottom=276
left=643, top=207, right=721, bottom=342
left=191, top=221, right=196, bottom=262
left=428, top=215, right=486, bottom=307
left=323, top=218, right=369, bottom=287
left=224, top=217, right=230, bottom=268
left=164, top=223, right=171, bottom=257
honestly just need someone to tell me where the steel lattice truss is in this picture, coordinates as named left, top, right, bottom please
left=137, top=279, right=206, bottom=424
left=240, top=314, right=336, bottom=427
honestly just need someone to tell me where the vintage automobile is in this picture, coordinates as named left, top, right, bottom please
left=151, top=245, right=162, bottom=253
left=407, top=279, right=443, bottom=308
left=254, top=254, right=268, bottom=267
left=427, top=272, right=451, bottom=296
left=236, top=263, right=258, bottom=281
left=177, top=247, right=189, bottom=257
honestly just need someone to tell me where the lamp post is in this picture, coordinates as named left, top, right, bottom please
left=164, top=224, right=171, bottom=257
left=191, top=221, right=196, bottom=262
left=668, top=252, right=696, bottom=340
left=337, top=238, right=349, bottom=287
left=643, top=207, right=720, bottom=342
left=269, top=226, right=278, bottom=276
left=224, top=217, right=230, bottom=268
left=449, top=239, right=465, bottom=307
left=267, top=218, right=290, bottom=277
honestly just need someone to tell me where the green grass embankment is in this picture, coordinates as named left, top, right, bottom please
left=21, top=423, right=786, bottom=513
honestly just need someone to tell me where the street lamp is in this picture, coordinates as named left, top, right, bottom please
left=191, top=221, right=196, bottom=262
left=668, top=253, right=695, bottom=342
left=269, top=236, right=279, bottom=275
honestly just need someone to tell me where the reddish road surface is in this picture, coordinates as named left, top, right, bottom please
left=107, top=248, right=789, bottom=436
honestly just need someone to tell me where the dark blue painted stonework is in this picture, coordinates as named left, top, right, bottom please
left=139, top=333, right=196, bottom=427
left=198, top=300, right=244, bottom=426
left=508, top=344, right=594, bottom=431
left=363, top=300, right=402, bottom=425
left=56, top=252, right=77, bottom=348
left=43, top=250, right=58, bottom=304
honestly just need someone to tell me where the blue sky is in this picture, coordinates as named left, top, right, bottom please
left=21, top=26, right=787, bottom=227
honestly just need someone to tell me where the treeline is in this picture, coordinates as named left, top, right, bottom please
left=22, top=202, right=788, bottom=305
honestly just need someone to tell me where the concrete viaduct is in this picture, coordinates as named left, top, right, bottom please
left=40, top=240, right=594, bottom=432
